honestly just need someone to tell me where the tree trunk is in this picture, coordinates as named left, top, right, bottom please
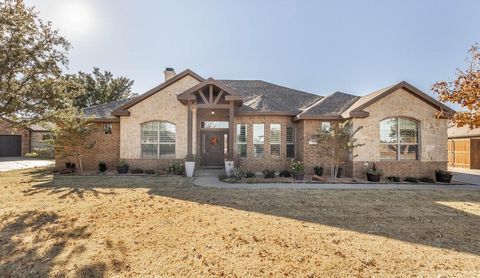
left=77, top=154, right=83, bottom=173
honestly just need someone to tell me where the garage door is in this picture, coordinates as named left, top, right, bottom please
left=0, top=135, right=22, bottom=157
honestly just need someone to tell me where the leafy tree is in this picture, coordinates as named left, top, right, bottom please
left=49, top=108, right=97, bottom=173
left=432, top=43, right=480, bottom=128
left=72, top=67, right=135, bottom=108
left=0, top=0, right=75, bottom=126
left=313, top=120, right=363, bottom=179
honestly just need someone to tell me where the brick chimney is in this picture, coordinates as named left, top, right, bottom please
left=164, top=67, right=176, bottom=81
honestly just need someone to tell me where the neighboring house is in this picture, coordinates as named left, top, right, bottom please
left=0, top=117, right=54, bottom=158
left=448, top=125, right=480, bottom=169
left=55, top=68, right=454, bottom=179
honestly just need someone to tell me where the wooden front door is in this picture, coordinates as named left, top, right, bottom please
left=201, top=131, right=226, bottom=167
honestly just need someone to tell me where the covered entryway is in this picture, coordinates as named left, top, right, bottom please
left=177, top=79, right=243, bottom=168
left=0, top=135, right=22, bottom=157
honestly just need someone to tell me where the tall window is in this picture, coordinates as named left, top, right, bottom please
left=270, top=124, right=281, bottom=158
left=141, top=121, right=176, bottom=158
left=104, top=123, right=112, bottom=134
left=236, top=124, right=247, bottom=158
left=253, top=124, right=264, bottom=158
left=380, top=117, right=418, bottom=160
left=286, top=126, right=295, bottom=158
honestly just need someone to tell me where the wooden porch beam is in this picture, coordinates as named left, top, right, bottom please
left=228, top=100, right=234, bottom=156
left=198, top=89, right=209, bottom=104
left=213, top=90, right=223, bottom=104
left=187, top=100, right=193, bottom=156
left=209, top=85, right=213, bottom=104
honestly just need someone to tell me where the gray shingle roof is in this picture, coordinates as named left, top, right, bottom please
left=83, top=98, right=135, bottom=119
left=300, top=91, right=360, bottom=117
left=240, top=95, right=299, bottom=114
left=218, top=80, right=322, bottom=112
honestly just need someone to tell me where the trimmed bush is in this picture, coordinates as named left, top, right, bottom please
left=144, top=169, right=155, bottom=175
left=314, top=166, right=324, bottom=176
left=245, top=171, right=256, bottom=178
left=419, top=177, right=435, bottom=183
left=404, top=177, right=418, bottom=183
left=168, top=163, right=184, bottom=175
left=98, top=161, right=107, bottom=173
left=279, top=170, right=292, bottom=178
left=131, top=168, right=144, bottom=174
left=262, top=169, right=275, bottom=179
left=386, top=176, right=400, bottom=182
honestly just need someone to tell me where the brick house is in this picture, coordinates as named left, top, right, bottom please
left=0, top=117, right=54, bottom=158
left=55, top=68, right=454, bottom=179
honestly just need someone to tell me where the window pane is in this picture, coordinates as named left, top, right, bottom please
left=286, top=145, right=295, bottom=159
left=286, top=126, right=295, bottom=143
left=399, top=118, right=418, bottom=143
left=142, top=144, right=158, bottom=158
left=201, top=121, right=229, bottom=129
left=237, top=144, right=247, bottom=158
left=271, top=144, right=280, bottom=157
left=400, top=145, right=418, bottom=160
left=159, top=144, right=175, bottom=158
left=321, top=122, right=331, bottom=131
left=253, top=124, right=264, bottom=144
left=380, top=118, right=397, bottom=143
left=142, top=122, right=158, bottom=143
left=104, top=123, right=112, bottom=134
left=236, top=124, right=247, bottom=143
left=380, top=144, right=397, bottom=160
left=270, top=124, right=281, bottom=144
left=254, top=144, right=264, bottom=158
left=159, top=122, right=175, bottom=143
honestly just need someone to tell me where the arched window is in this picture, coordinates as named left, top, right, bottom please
left=380, top=117, right=418, bottom=160
left=141, top=121, right=175, bottom=158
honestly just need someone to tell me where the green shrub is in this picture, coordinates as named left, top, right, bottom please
left=435, top=169, right=452, bottom=176
left=279, top=170, right=292, bottom=178
left=262, top=169, right=275, bottom=179
left=245, top=171, right=256, bottom=178
left=229, top=167, right=245, bottom=181
left=98, top=161, right=107, bottom=172
left=387, top=176, right=400, bottom=182
left=144, top=169, right=155, bottom=175
left=131, top=168, right=144, bottom=174
left=168, top=163, right=184, bottom=175
left=404, top=177, right=418, bottom=183
left=419, top=177, right=435, bottom=183
left=25, top=152, right=39, bottom=158
left=313, top=166, right=324, bottom=176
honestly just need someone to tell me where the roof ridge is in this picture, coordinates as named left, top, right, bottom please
left=296, top=96, right=328, bottom=117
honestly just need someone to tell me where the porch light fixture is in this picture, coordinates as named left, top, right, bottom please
left=211, top=109, right=215, bottom=115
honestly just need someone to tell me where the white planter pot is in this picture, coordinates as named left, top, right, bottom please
left=185, top=161, right=195, bottom=177
left=224, top=160, right=234, bottom=175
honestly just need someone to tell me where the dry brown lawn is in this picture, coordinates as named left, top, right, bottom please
left=1, top=168, right=479, bottom=277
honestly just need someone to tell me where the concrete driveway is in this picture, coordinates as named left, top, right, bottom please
left=0, top=157, right=54, bottom=172
left=449, top=167, right=480, bottom=185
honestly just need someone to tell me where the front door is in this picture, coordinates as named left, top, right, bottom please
left=201, top=131, right=226, bottom=167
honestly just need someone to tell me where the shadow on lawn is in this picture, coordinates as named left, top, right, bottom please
left=28, top=169, right=480, bottom=257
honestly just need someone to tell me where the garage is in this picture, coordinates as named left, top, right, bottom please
left=0, top=135, right=22, bottom=157
left=448, top=138, right=480, bottom=169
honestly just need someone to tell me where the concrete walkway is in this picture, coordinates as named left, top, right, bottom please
left=449, top=167, right=480, bottom=185
left=0, top=157, right=54, bottom=172
left=193, top=176, right=480, bottom=190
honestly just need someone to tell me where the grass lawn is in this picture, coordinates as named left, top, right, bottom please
left=1, top=168, right=479, bottom=277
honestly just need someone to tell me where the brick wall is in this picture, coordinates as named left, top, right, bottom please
left=233, top=115, right=295, bottom=173
left=55, top=122, right=120, bottom=171
left=0, top=119, right=30, bottom=156
left=352, top=161, right=445, bottom=180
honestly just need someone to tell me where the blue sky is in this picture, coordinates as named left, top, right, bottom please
left=26, top=0, right=480, bottom=107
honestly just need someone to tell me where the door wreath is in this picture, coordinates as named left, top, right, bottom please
left=210, top=135, right=218, bottom=145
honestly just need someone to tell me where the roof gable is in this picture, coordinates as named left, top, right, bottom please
left=343, top=81, right=455, bottom=118
left=112, top=69, right=204, bottom=116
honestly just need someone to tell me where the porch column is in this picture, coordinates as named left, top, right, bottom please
left=187, top=100, right=193, bottom=156
left=229, top=100, right=234, bottom=155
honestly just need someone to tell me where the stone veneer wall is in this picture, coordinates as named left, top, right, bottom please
left=233, top=115, right=295, bottom=173
left=55, top=122, right=120, bottom=171
left=119, top=75, right=200, bottom=167
left=0, top=119, right=30, bottom=156
left=351, top=88, right=448, bottom=179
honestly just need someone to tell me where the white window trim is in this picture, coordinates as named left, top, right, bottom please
left=253, top=123, right=265, bottom=158
left=141, top=121, right=176, bottom=158
left=286, top=126, right=295, bottom=159
left=236, top=124, right=247, bottom=158
left=270, top=124, right=281, bottom=158
left=380, top=117, right=419, bottom=161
